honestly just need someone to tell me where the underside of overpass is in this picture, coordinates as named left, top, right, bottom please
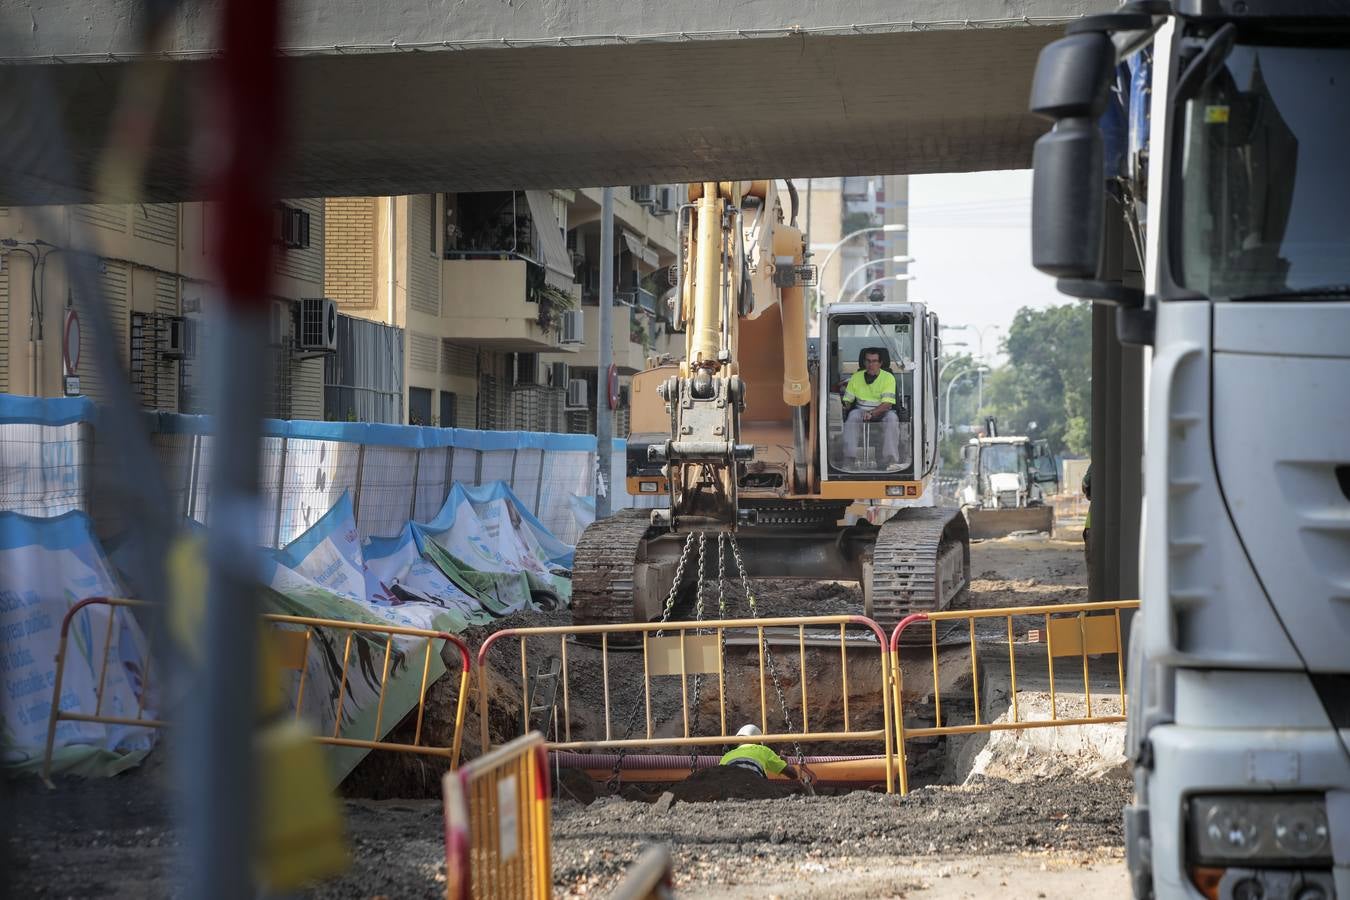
left=0, top=1, right=1110, bottom=204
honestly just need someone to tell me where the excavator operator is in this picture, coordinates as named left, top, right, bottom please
left=842, top=348, right=900, bottom=467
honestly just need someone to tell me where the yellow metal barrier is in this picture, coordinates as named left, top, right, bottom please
left=41, top=598, right=472, bottom=781
left=443, top=731, right=552, bottom=900
left=477, top=614, right=897, bottom=793
left=610, top=845, right=675, bottom=900
left=889, top=599, right=1139, bottom=795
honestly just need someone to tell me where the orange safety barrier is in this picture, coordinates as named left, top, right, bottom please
left=477, top=614, right=898, bottom=793
left=41, top=597, right=472, bottom=782
left=443, top=731, right=552, bottom=900
left=889, top=599, right=1139, bottom=794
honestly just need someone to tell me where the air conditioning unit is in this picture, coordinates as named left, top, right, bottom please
left=267, top=301, right=288, bottom=348
left=549, top=361, right=569, bottom=387
left=631, top=185, right=655, bottom=206
left=565, top=378, right=588, bottom=410
left=297, top=297, right=338, bottom=353
left=162, top=316, right=189, bottom=359
left=559, top=308, right=584, bottom=345
left=651, top=186, right=675, bottom=216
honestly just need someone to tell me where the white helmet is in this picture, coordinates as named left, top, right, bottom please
left=737, top=723, right=762, bottom=737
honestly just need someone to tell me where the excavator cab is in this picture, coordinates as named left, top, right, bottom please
left=823, top=307, right=918, bottom=478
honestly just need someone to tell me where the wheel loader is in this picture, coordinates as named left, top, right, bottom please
left=957, top=428, right=1059, bottom=539
left=572, top=180, right=969, bottom=629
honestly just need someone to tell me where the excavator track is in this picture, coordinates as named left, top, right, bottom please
left=868, top=506, right=971, bottom=633
left=571, top=509, right=660, bottom=627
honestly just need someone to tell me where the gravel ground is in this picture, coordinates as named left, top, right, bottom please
left=4, top=769, right=1129, bottom=899
left=5, top=535, right=1129, bottom=898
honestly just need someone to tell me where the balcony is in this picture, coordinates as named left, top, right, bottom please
left=440, top=258, right=580, bottom=353
left=545, top=302, right=657, bottom=373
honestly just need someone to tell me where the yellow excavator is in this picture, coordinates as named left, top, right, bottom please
left=572, top=180, right=969, bottom=629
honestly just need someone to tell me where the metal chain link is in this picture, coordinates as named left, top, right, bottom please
left=607, top=530, right=697, bottom=793
left=687, top=532, right=732, bottom=772
left=728, top=534, right=807, bottom=770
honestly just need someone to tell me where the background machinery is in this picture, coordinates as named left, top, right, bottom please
left=1031, top=3, right=1350, bottom=897
left=572, top=180, right=969, bottom=629
left=959, top=421, right=1059, bottom=539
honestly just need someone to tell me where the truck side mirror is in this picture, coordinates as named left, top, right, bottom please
left=1029, top=32, right=1115, bottom=280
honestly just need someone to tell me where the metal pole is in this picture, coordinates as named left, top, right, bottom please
left=596, top=187, right=615, bottom=519
left=944, top=369, right=974, bottom=436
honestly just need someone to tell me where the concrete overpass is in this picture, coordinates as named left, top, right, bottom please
left=0, top=0, right=1109, bottom=203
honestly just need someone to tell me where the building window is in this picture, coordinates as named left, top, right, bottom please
left=440, top=391, right=457, bottom=429
left=429, top=194, right=439, bottom=256
left=514, top=352, right=537, bottom=385
left=409, top=387, right=433, bottom=426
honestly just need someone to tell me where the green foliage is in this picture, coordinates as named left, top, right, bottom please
left=842, top=211, right=876, bottom=234
left=527, top=262, right=579, bottom=335
left=984, top=302, right=1092, bottom=457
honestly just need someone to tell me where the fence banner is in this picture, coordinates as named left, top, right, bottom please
left=262, top=503, right=449, bottom=780
left=363, top=525, right=492, bottom=633
left=414, top=482, right=573, bottom=612
left=0, top=511, right=155, bottom=776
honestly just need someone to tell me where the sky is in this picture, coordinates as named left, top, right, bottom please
left=905, top=170, right=1065, bottom=365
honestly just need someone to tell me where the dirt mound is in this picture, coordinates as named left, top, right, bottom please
left=964, top=693, right=1129, bottom=784
left=670, top=765, right=805, bottom=802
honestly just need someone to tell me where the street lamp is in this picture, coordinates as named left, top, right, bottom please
left=813, top=223, right=907, bottom=311
left=844, top=273, right=916, bottom=304
left=943, top=365, right=989, bottom=437
left=837, top=255, right=914, bottom=299
left=943, top=323, right=1003, bottom=414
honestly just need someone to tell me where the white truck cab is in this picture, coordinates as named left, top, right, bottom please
left=1030, top=3, right=1350, bottom=898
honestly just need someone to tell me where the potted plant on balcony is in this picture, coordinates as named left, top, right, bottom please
left=527, top=263, right=579, bottom=335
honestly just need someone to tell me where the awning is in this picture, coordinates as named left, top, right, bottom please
left=523, top=190, right=576, bottom=281
left=622, top=231, right=660, bottom=270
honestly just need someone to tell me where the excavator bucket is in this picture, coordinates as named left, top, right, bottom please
left=963, top=505, right=1055, bottom=540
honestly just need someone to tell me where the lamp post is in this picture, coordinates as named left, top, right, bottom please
left=837, top=255, right=914, bottom=299
left=813, top=223, right=907, bottom=311
left=942, top=323, right=1003, bottom=419
left=943, top=365, right=989, bottom=437
left=844, top=273, right=916, bottom=304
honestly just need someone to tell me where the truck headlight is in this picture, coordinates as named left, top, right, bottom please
left=886, top=485, right=904, bottom=496
left=1189, top=795, right=1331, bottom=865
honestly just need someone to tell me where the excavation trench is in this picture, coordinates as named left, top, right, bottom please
left=342, top=540, right=1118, bottom=801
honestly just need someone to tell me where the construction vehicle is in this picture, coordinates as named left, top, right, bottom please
left=958, top=420, right=1059, bottom=539
left=572, top=180, right=969, bottom=629
left=1030, top=3, right=1350, bottom=897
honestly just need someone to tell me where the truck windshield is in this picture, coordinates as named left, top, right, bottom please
left=981, top=444, right=1023, bottom=476
left=1175, top=42, right=1350, bottom=299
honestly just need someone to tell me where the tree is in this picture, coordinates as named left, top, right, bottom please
left=984, top=302, right=1092, bottom=457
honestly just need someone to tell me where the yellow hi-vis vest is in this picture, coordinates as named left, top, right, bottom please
left=720, top=743, right=789, bottom=775
left=843, top=370, right=897, bottom=411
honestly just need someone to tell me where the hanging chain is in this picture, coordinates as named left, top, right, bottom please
left=607, top=530, right=697, bottom=793
left=728, top=533, right=807, bottom=772
left=687, top=532, right=734, bottom=773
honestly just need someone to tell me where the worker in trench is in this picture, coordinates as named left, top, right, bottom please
left=719, top=724, right=815, bottom=790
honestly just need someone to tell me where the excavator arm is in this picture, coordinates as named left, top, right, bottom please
left=650, top=180, right=810, bottom=531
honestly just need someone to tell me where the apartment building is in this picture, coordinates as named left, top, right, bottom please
left=803, top=175, right=910, bottom=317
left=0, top=201, right=329, bottom=419
left=324, top=187, right=680, bottom=434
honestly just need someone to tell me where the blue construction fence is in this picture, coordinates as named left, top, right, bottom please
left=0, top=393, right=661, bottom=548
